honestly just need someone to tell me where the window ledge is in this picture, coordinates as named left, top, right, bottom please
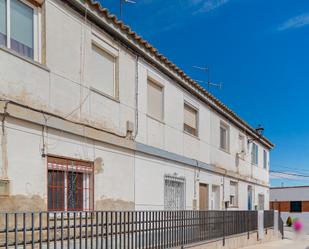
left=146, top=114, right=165, bottom=125
left=90, top=87, right=120, bottom=103
left=228, top=206, right=239, bottom=209
left=183, top=130, right=199, bottom=140
left=219, top=147, right=230, bottom=154
left=0, top=45, right=50, bottom=72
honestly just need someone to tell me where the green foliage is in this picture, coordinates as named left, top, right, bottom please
left=286, top=216, right=292, bottom=227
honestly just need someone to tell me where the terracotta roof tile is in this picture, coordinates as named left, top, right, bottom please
left=83, top=0, right=273, bottom=148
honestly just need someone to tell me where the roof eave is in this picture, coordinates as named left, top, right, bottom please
left=62, top=0, right=274, bottom=150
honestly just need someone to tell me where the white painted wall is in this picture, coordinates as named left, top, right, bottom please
left=136, top=58, right=270, bottom=184
left=5, top=117, right=135, bottom=208
left=0, top=0, right=271, bottom=211
left=270, top=187, right=309, bottom=202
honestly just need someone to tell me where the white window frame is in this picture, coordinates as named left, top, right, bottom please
left=220, top=122, right=230, bottom=152
left=147, top=77, right=164, bottom=122
left=3, top=0, right=40, bottom=61
left=164, top=175, right=186, bottom=210
left=89, top=36, right=118, bottom=99
left=251, top=143, right=258, bottom=165
left=183, top=102, right=199, bottom=137
left=229, top=181, right=238, bottom=207
left=263, top=149, right=267, bottom=169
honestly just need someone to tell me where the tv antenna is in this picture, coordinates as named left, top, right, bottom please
left=193, top=65, right=222, bottom=90
left=120, top=0, right=136, bottom=20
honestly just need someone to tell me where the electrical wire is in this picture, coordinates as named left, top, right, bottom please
left=270, top=170, right=309, bottom=178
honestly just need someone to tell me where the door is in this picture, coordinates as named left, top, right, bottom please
left=199, top=183, right=209, bottom=210
left=211, top=185, right=220, bottom=210
left=248, top=186, right=252, bottom=210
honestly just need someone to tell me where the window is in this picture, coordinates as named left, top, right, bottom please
left=47, top=157, right=94, bottom=211
left=251, top=143, right=258, bottom=165
left=220, top=122, right=229, bottom=151
left=263, top=150, right=267, bottom=169
left=238, top=134, right=245, bottom=159
left=0, top=0, right=37, bottom=59
left=229, top=181, right=238, bottom=207
left=89, top=43, right=116, bottom=98
left=183, top=103, right=198, bottom=136
left=147, top=79, right=163, bottom=121
left=290, top=201, right=302, bottom=213
left=164, top=175, right=185, bottom=210
left=238, top=135, right=245, bottom=153
left=0, top=0, right=6, bottom=46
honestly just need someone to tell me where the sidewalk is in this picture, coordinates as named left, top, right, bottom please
left=242, top=232, right=309, bottom=249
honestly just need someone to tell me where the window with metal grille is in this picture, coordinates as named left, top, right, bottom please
left=164, top=175, right=185, bottom=210
left=47, top=156, right=94, bottom=211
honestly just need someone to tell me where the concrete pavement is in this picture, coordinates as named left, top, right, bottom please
left=242, top=231, right=309, bottom=249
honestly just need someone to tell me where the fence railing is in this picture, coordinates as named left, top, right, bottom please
left=0, top=210, right=271, bottom=249
left=278, top=214, right=284, bottom=239
left=264, top=210, right=274, bottom=229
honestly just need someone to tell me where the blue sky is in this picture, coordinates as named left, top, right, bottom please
left=100, top=0, right=309, bottom=186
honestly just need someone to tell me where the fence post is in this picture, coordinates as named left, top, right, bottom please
left=257, top=211, right=264, bottom=240
left=181, top=210, right=184, bottom=249
left=222, top=211, right=225, bottom=246
left=273, top=210, right=278, bottom=233
left=247, top=212, right=250, bottom=239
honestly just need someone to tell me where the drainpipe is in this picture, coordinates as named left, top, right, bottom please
left=194, top=160, right=199, bottom=210
left=132, top=54, right=139, bottom=140
left=1, top=100, right=9, bottom=180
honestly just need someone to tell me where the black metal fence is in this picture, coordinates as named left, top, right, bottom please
left=264, top=210, right=274, bottom=229
left=278, top=214, right=284, bottom=239
left=0, top=210, right=270, bottom=249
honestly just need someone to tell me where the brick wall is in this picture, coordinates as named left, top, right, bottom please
left=269, top=201, right=290, bottom=212
left=270, top=201, right=309, bottom=212
left=301, top=201, right=309, bottom=212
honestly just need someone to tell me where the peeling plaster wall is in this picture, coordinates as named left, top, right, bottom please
left=0, top=0, right=271, bottom=212
left=0, top=0, right=137, bottom=137
left=3, top=117, right=135, bottom=211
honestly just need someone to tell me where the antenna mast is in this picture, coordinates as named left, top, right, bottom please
left=193, top=65, right=222, bottom=90
left=120, top=0, right=136, bottom=20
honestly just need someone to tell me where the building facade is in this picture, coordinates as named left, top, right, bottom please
left=0, top=0, right=273, bottom=212
left=270, top=186, right=309, bottom=213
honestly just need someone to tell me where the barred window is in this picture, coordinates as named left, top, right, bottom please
left=164, top=175, right=185, bottom=210
left=47, top=157, right=94, bottom=211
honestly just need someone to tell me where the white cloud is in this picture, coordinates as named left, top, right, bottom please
left=193, top=0, right=230, bottom=14
left=277, top=13, right=309, bottom=31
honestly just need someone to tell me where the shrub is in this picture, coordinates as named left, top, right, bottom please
left=286, top=216, right=292, bottom=227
